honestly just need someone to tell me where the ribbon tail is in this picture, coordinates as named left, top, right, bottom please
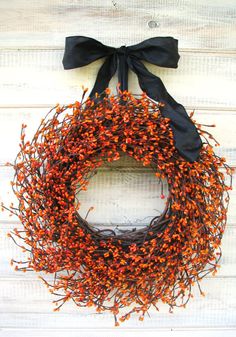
left=129, top=58, right=202, bottom=162
left=89, top=54, right=117, bottom=99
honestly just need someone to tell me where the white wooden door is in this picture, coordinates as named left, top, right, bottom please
left=0, top=1, right=235, bottom=336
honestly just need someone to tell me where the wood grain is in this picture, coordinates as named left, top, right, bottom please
left=1, top=328, right=236, bottom=337
left=0, top=161, right=234, bottom=223
left=0, top=278, right=235, bottom=328
left=0, top=0, right=235, bottom=50
left=0, top=50, right=235, bottom=108
left=0, top=108, right=235, bottom=164
left=0, top=0, right=235, bottom=333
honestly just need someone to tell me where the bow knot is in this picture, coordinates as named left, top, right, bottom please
left=62, top=36, right=202, bottom=162
left=116, top=45, right=127, bottom=56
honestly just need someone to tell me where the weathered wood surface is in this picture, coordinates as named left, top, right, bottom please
left=0, top=278, right=235, bottom=329
left=0, top=164, right=235, bottom=223
left=0, top=0, right=235, bottom=50
left=0, top=50, right=235, bottom=108
left=0, top=108, right=235, bottom=164
left=0, top=0, right=235, bottom=334
left=1, top=329, right=236, bottom=337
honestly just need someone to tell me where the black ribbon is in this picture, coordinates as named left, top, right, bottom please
left=62, top=36, right=202, bottom=162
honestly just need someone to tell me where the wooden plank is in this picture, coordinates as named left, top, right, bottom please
left=0, top=0, right=235, bottom=50
left=0, top=50, right=235, bottom=108
left=1, top=328, right=236, bottom=337
left=0, top=162, right=235, bottom=223
left=0, top=108, right=235, bottom=164
left=0, top=0, right=235, bottom=333
left=1, top=314, right=235, bottom=330
left=0, top=150, right=234, bottom=279
left=0, top=278, right=235, bottom=328
left=1, top=223, right=235, bottom=279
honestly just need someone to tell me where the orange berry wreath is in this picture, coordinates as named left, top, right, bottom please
left=5, top=37, right=232, bottom=325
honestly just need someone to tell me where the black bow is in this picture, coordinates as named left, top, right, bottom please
left=63, top=36, right=202, bottom=162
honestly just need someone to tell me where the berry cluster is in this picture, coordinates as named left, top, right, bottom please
left=8, top=90, right=232, bottom=324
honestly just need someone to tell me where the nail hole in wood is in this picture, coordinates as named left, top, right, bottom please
left=148, top=20, right=160, bottom=28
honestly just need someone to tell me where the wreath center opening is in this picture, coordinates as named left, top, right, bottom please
left=76, top=155, right=168, bottom=235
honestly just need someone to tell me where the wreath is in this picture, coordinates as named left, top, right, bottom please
left=5, top=36, right=232, bottom=325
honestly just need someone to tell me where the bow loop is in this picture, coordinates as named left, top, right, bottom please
left=62, top=36, right=115, bottom=69
left=128, top=37, right=180, bottom=68
left=62, top=36, right=202, bottom=162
